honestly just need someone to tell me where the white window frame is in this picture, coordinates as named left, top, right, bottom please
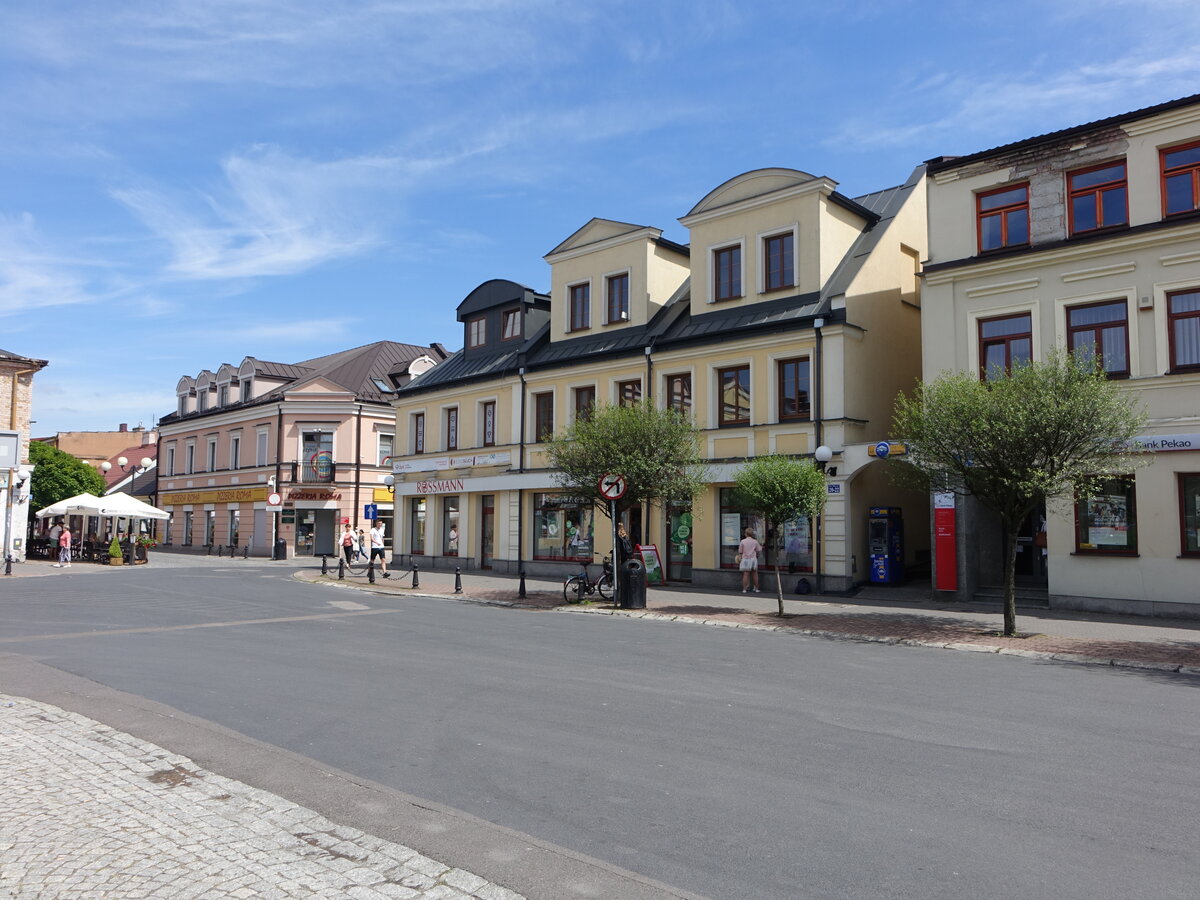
left=477, top=398, right=499, bottom=447
left=229, top=433, right=241, bottom=470
left=707, top=237, right=746, bottom=303
left=165, top=444, right=176, bottom=477
left=256, top=428, right=269, bottom=467
left=185, top=441, right=195, bottom=475
left=206, top=437, right=217, bottom=472
left=377, top=433, right=395, bottom=467
left=757, top=223, right=799, bottom=295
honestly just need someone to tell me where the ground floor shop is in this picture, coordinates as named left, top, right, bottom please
left=389, top=450, right=930, bottom=592
left=159, top=485, right=394, bottom=559
left=932, top=434, right=1200, bottom=618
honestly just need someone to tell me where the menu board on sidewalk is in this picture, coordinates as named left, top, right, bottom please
left=636, top=544, right=664, bottom=585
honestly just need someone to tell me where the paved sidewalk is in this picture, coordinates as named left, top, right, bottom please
left=0, top=693, right=524, bottom=900
left=296, top=566, right=1200, bottom=675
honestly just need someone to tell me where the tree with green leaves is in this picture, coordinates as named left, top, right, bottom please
left=28, top=440, right=105, bottom=514
left=544, top=400, right=709, bottom=527
left=892, top=350, right=1146, bottom=636
left=733, top=454, right=827, bottom=615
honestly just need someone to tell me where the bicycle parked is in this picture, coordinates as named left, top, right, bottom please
left=563, top=554, right=613, bottom=603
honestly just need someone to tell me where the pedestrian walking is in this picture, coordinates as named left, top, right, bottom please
left=737, top=527, right=761, bottom=593
left=340, top=523, right=356, bottom=565
left=53, top=523, right=72, bottom=568
left=369, top=520, right=389, bottom=578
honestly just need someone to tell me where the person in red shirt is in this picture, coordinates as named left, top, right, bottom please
left=53, top=524, right=72, bottom=568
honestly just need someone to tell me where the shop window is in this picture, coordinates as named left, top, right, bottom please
left=183, top=511, right=194, bottom=546
left=666, top=504, right=693, bottom=582
left=533, top=493, right=594, bottom=562
left=666, top=373, right=691, bottom=416
left=777, top=357, right=810, bottom=420
left=1075, top=476, right=1137, bottom=555
left=977, top=184, right=1029, bottom=252
left=1068, top=162, right=1127, bottom=234
left=205, top=510, right=217, bottom=548
left=1161, top=140, right=1200, bottom=216
left=618, top=379, right=642, bottom=406
left=481, top=401, right=496, bottom=447
left=410, top=497, right=426, bottom=554
left=763, top=232, right=794, bottom=291
left=718, top=365, right=750, bottom=425
left=1067, top=300, right=1128, bottom=377
left=1179, top=473, right=1200, bottom=557
left=534, top=392, right=554, bottom=442
left=442, top=496, right=460, bottom=556
left=718, top=487, right=811, bottom=571
left=979, top=313, right=1032, bottom=380
left=606, top=273, right=629, bottom=323
left=1167, top=288, right=1200, bottom=372
left=228, top=510, right=240, bottom=547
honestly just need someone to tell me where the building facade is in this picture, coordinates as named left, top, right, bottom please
left=156, top=341, right=446, bottom=558
left=36, top=423, right=156, bottom=469
left=389, top=167, right=931, bottom=591
left=923, top=92, right=1200, bottom=617
left=1, top=348, right=49, bottom=562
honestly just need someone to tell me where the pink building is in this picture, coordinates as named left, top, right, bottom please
left=157, top=342, right=447, bottom=558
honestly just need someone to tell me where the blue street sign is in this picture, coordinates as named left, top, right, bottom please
left=364, top=503, right=378, bottom=520
left=874, top=441, right=891, bottom=459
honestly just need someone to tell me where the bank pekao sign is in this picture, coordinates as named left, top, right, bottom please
left=1131, top=433, right=1200, bottom=452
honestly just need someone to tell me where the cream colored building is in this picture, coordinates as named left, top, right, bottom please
left=156, top=342, right=446, bottom=558
left=389, top=166, right=930, bottom=591
left=923, top=92, right=1200, bottom=617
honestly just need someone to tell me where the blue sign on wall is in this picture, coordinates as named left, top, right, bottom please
left=363, top=503, right=379, bottom=520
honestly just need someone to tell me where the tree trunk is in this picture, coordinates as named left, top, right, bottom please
left=775, top=535, right=784, bottom=616
left=1002, top=527, right=1019, bottom=637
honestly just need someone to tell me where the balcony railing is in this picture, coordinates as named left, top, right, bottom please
left=292, top=460, right=336, bottom=484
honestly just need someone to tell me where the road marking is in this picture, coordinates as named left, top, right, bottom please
left=0, top=609, right=402, bottom=644
left=328, top=600, right=369, bottom=611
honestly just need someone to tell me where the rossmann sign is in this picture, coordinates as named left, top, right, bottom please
left=1131, top=433, right=1200, bottom=452
left=415, top=478, right=465, bottom=494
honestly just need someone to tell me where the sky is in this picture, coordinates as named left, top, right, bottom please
left=6, top=0, right=1200, bottom=438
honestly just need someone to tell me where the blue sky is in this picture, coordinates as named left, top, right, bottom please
left=7, top=0, right=1200, bottom=437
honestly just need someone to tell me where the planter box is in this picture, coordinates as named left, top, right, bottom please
left=108, top=556, right=123, bottom=566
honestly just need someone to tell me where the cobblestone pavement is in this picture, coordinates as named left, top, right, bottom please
left=0, top=694, right=524, bottom=900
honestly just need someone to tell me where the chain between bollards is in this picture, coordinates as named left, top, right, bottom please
left=518, top=567, right=527, bottom=599
left=454, top=566, right=462, bottom=593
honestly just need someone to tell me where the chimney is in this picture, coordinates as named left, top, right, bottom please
left=119, top=423, right=128, bottom=432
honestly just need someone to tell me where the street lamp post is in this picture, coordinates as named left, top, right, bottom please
left=4, top=467, right=31, bottom=575
left=813, top=445, right=838, bottom=594
left=101, top=456, right=153, bottom=556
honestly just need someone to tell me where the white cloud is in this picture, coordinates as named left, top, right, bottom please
left=0, top=213, right=104, bottom=315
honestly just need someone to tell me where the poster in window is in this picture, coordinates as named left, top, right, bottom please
left=721, top=514, right=743, bottom=546
left=1087, top=492, right=1128, bottom=546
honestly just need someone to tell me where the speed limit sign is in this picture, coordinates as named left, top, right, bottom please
left=598, top=473, right=628, bottom=500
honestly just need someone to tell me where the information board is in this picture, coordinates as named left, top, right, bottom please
left=636, top=544, right=664, bottom=585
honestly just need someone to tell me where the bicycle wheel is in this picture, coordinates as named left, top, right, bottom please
left=596, top=573, right=613, bottom=601
left=563, top=576, right=586, bottom=604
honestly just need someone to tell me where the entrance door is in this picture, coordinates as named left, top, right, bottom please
left=1012, top=505, right=1048, bottom=587
left=666, top=504, right=693, bottom=582
left=480, top=495, right=494, bottom=569
left=314, top=509, right=337, bottom=557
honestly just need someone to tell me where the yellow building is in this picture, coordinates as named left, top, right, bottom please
left=389, top=167, right=929, bottom=591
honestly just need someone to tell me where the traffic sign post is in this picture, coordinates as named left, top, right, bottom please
left=598, top=474, right=628, bottom=607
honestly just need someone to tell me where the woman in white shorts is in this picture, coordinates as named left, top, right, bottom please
left=738, top=528, right=762, bottom=593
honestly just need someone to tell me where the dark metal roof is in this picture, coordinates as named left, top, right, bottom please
left=246, top=359, right=311, bottom=379
left=456, top=279, right=548, bottom=320
left=0, top=349, right=49, bottom=367
left=926, top=92, right=1200, bottom=173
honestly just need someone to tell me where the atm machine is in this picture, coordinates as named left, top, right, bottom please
left=868, top=507, right=904, bottom=584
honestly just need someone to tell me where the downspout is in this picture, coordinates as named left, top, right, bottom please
left=274, top=403, right=284, bottom=556
left=353, top=403, right=363, bottom=528
left=812, top=318, right=825, bottom=594
left=517, top=365, right=527, bottom=571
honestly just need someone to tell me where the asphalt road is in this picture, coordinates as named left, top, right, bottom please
left=3, top=565, right=1198, bottom=899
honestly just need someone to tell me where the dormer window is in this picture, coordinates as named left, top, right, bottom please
left=713, top=245, right=742, bottom=301
left=501, top=308, right=521, bottom=341
left=467, top=316, right=486, bottom=348
left=606, top=273, right=629, bottom=323
left=763, top=232, right=794, bottom=291
left=178, top=396, right=187, bottom=416
left=218, top=385, right=229, bottom=406
left=569, top=283, right=590, bottom=332
left=198, top=391, right=208, bottom=412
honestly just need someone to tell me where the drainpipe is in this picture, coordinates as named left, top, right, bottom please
left=274, top=403, right=284, bottom=556
left=517, top=365, right=527, bottom=572
left=353, top=404, right=363, bottom=529
left=813, top=317, right=825, bottom=594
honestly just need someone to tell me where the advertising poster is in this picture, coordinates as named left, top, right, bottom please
left=637, top=544, right=664, bottom=584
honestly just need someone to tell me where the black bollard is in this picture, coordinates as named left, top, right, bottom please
left=454, top=566, right=463, bottom=593
left=518, top=568, right=527, bottom=599
left=368, top=560, right=376, bottom=583
left=4, top=555, right=11, bottom=576
left=320, top=554, right=328, bottom=575
left=337, top=558, right=345, bottom=580
left=206, top=543, right=212, bottom=556
left=411, top=563, right=419, bottom=589
left=243, top=545, right=249, bottom=559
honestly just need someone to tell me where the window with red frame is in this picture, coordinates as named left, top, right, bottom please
left=606, top=273, right=629, bottom=323
left=445, top=408, right=458, bottom=451
left=618, top=379, right=642, bottom=406
left=1067, top=300, right=1129, bottom=377
left=501, top=308, right=521, bottom=341
left=713, top=245, right=741, bottom=300
left=718, top=365, right=750, bottom=425
left=763, top=232, right=794, bottom=291
left=1075, top=476, right=1137, bottom=555
left=977, top=184, right=1030, bottom=252
left=413, top=413, right=425, bottom=454
left=978, top=313, right=1032, bottom=380
left=467, top=316, right=486, bottom=348
left=1069, top=162, right=1127, bottom=234
left=481, top=401, right=496, bottom=447
left=1167, top=288, right=1200, bottom=371
left=1162, top=141, right=1200, bottom=216
left=569, top=283, right=590, bottom=331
